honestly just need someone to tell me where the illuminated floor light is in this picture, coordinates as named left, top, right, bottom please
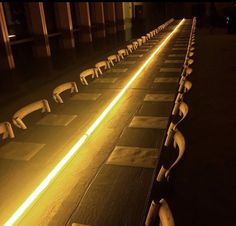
left=4, top=19, right=184, bottom=226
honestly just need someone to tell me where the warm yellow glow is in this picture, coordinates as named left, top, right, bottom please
left=4, top=19, right=184, bottom=226
left=8, top=34, right=16, bottom=38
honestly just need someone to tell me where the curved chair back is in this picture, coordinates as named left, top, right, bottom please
left=95, top=60, right=110, bottom=75
left=156, top=129, right=185, bottom=182
left=145, top=199, right=175, bottom=226
left=107, top=54, right=120, bottom=66
left=141, top=36, right=147, bottom=43
left=53, top=82, right=78, bottom=104
left=132, top=41, right=138, bottom=50
left=0, top=122, right=15, bottom=139
left=80, top=68, right=98, bottom=85
left=137, top=38, right=142, bottom=46
left=12, top=99, right=51, bottom=129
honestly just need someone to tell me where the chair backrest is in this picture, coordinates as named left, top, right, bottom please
left=156, top=129, right=185, bottom=182
left=188, top=51, right=194, bottom=57
left=145, top=199, right=175, bottom=226
left=95, top=60, right=110, bottom=75
left=53, top=82, right=78, bottom=104
left=0, top=122, right=15, bottom=139
left=12, top=99, right=51, bottom=129
left=132, top=41, right=138, bottom=50
left=137, top=38, right=142, bottom=46
left=127, top=44, right=133, bottom=53
left=146, top=33, right=151, bottom=39
left=107, top=54, right=120, bottom=66
left=141, top=36, right=146, bottom=43
left=183, top=80, right=192, bottom=93
left=80, top=68, right=98, bottom=85
left=118, top=49, right=128, bottom=59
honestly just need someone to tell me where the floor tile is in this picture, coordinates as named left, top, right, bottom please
left=106, top=146, right=159, bottom=168
left=117, top=127, right=165, bottom=148
left=71, top=93, right=102, bottom=101
left=154, top=77, right=179, bottom=83
left=93, top=78, right=118, bottom=83
left=37, top=114, right=77, bottom=126
left=129, top=116, right=168, bottom=129
left=0, top=141, right=45, bottom=161
left=160, top=68, right=181, bottom=72
left=144, top=94, right=175, bottom=102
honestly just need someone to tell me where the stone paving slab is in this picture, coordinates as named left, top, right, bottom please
left=0, top=141, right=45, bottom=161
left=128, top=116, right=169, bottom=129
left=160, top=67, right=181, bottom=72
left=118, top=127, right=165, bottom=148
left=144, top=93, right=175, bottom=102
left=71, top=93, right=102, bottom=101
left=106, top=146, right=159, bottom=168
left=36, top=114, right=77, bottom=126
left=154, top=77, right=179, bottom=83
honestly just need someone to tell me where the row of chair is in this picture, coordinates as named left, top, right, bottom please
left=145, top=17, right=197, bottom=226
left=0, top=18, right=175, bottom=141
left=80, top=18, right=174, bottom=85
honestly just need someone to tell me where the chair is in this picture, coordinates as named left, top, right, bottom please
left=0, top=122, right=15, bottom=139
left=132, top=41, right=138, bottom=50
left=145, top=198, right=175, bottom=226
left=178, top=66, right=193, bottom=92
left=53, top=82, right=78, bottom=104
left=141, top=36, right=147, bottom=43
left=12, top=99, right=51, bottom=129
left=137, top=38, right=143, bottom=47
left=146, top=33, right=151, bottom=40
left=95, top=60, right=110, bottom=75
left=157, top=128, right=185, bottom=182
left=118, top=49, right=129, bottom=59
left=80, top=68, right=98, bottom=85
left=107, top=54, right=120, bottom=66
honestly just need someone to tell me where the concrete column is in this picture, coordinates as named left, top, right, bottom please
left=25, top=2, right=51, bottom=57
left=90, top=2, right=106, bottom=38
left=115, top=2, right=125, bottom=31
left=54, top=2, right=75, bottom=49
left=104, top=2, right=116, bottom=34
left=75, top=2, right=92, bottom=43
left=0, top=3, right=15, bottom=71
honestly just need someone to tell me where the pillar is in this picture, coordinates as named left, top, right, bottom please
left=0, top=3, right=15, bottom=71
left=75, top=2, right=92, bottom=43
left=54, top=2, right=75, bottom=49
left=104, top=2, right=116, bottom=34
left=115, top=2, right=125, bottom=31
left=24, top=2, right=51, bottom=57
left=90, top=2, right=106, bottom=38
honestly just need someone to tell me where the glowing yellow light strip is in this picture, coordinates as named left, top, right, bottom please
left=4, top=19, right=184, bottom=226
